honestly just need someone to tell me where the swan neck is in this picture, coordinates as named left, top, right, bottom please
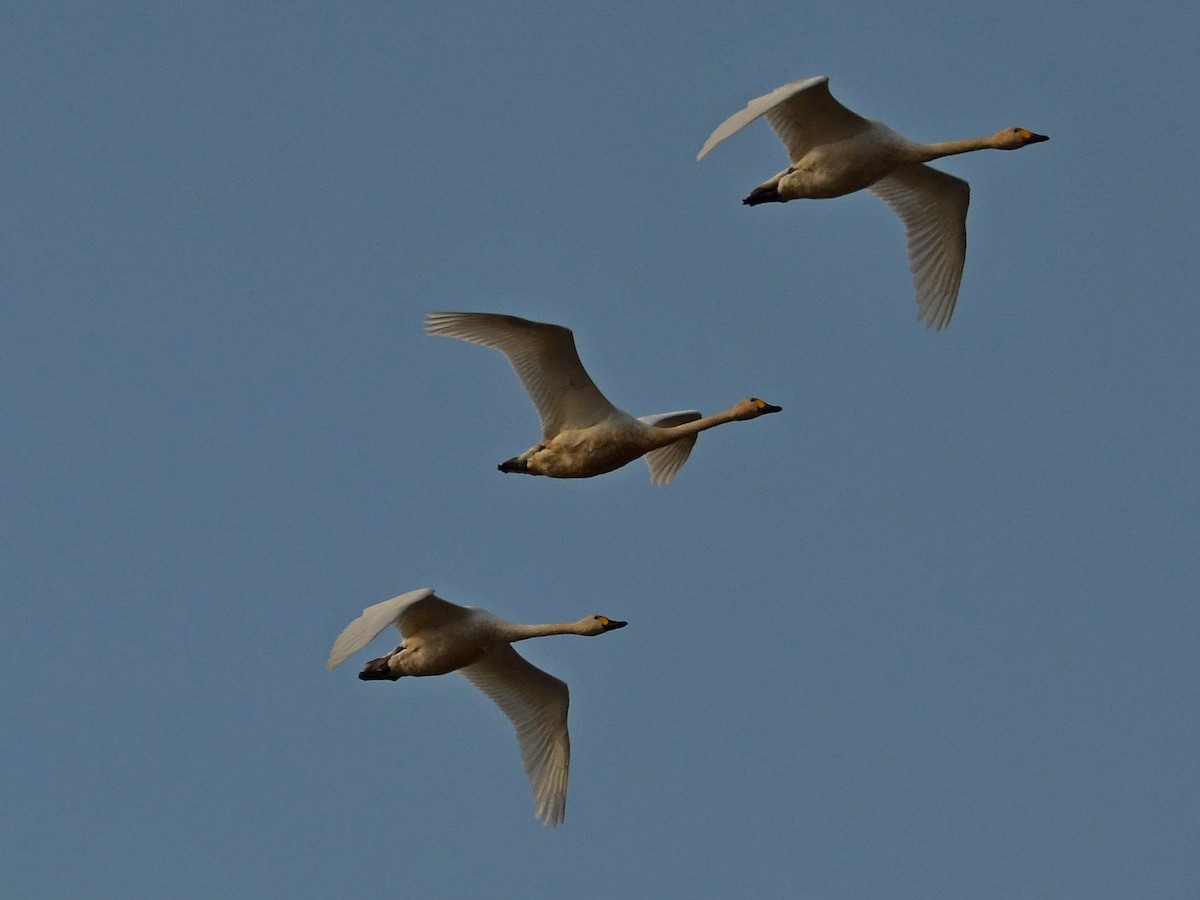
left=656, top=408, right=740, bottom=440
left=917, top=135, right=996, bottom=161
left=506, top=621, right=585, bottom=641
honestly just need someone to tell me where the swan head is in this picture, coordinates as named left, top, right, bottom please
left=994, top=127, right=1049, bottom=150
left=583, top=615, right=628, bottom=636
left=733, top=397, right=783, bottom=420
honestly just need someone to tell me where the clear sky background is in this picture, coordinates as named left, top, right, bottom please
left=3, top=2, right=1197, bottom=898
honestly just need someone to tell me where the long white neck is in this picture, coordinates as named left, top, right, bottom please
left=914, top=134, right=1000, bottom=162
left=644, top=406, right=750, bottom=448
left=503, top=620, right=591, bottom=642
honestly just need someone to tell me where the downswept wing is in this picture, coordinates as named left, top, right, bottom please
left=697, top=76, right=870, bottom=163
left=326, top=589, right=472, bottom=671
left=459, top=643, right=570, bottom=827
left=425, top=312, right=622, bottom=438
left=638, top=410, right=701, bottom=485
left=868, top=164, right=970, bottom=330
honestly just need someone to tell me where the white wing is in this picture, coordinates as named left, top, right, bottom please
left=697, top=76, right=870, bottom=163
left=638, top=410, right=701, bottom=485
left=326, top=588, right=455, bottom=671
left=459, top=643, right=570, bottom=827
left=868, top=164, right=970, bottom=330
left=425, top=312, right=624, bottom=438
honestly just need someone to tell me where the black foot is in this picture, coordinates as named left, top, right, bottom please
left=743, top=186, right=780, bottom=206
left=359, top=656, right=401, bottom=681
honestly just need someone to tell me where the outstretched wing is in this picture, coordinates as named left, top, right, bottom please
left=425, top=312, right=623, bottom=438
left=326, top=589, right=472, bottom=671
left=697, top=76, right=870, bottom=163
left=459, top=643, right=570, bottom=827
left=868, top=164, right=970, bottom=330
left=638, top=410, right=701, bottom=485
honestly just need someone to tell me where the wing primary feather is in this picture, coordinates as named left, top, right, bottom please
left=424, top=311, right=623, bottom=436
left=459, top=644, right=571, bottom=826
left=867, top=165, right=969, bottom=330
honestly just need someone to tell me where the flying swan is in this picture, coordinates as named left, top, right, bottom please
left=697, top=76, right=1049, bottom=329
left=327, top=588, right=628, bottom=826
left=425, top=311, right=781, bottom=484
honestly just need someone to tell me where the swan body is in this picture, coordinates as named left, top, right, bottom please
left=425, top=312, right=781, bottom=484
left=697, top=76, right=1049, bottom=329
left=327, top=588, right=628, bottom=826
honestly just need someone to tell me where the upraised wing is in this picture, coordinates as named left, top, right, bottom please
left=425, top=312, right=623, bottom=438
left=868, top=164, right=970, bottom=330
left=326, top=588, right=473, bottom=671
left=638, top=410, right=701, bottom=485
left=459, top=643, right=571, bottom=826
left=697, top=76, right=870, bottom=164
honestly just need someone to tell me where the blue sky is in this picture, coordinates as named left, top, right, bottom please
left=3, top=2, right=1197, bottom=898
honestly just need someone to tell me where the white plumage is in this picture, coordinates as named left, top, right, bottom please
left=698, top=76, right=1048, bottom=329
left=425, top=311, right=781, bottom=483
left=327, top=588, right=627, bottom=826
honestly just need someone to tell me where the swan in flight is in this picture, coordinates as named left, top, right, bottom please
left=425, top=311, right=781, bottom=484
left=697, top=76, right=1049, bottom=329
left=327, top=588, right=628, bottom=826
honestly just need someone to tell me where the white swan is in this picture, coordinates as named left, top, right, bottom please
left=697, top=76, right=1049, bottom=329
left=425, top=311, right=781, bottom=484
left=327, top=588, right=628, bottom=826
